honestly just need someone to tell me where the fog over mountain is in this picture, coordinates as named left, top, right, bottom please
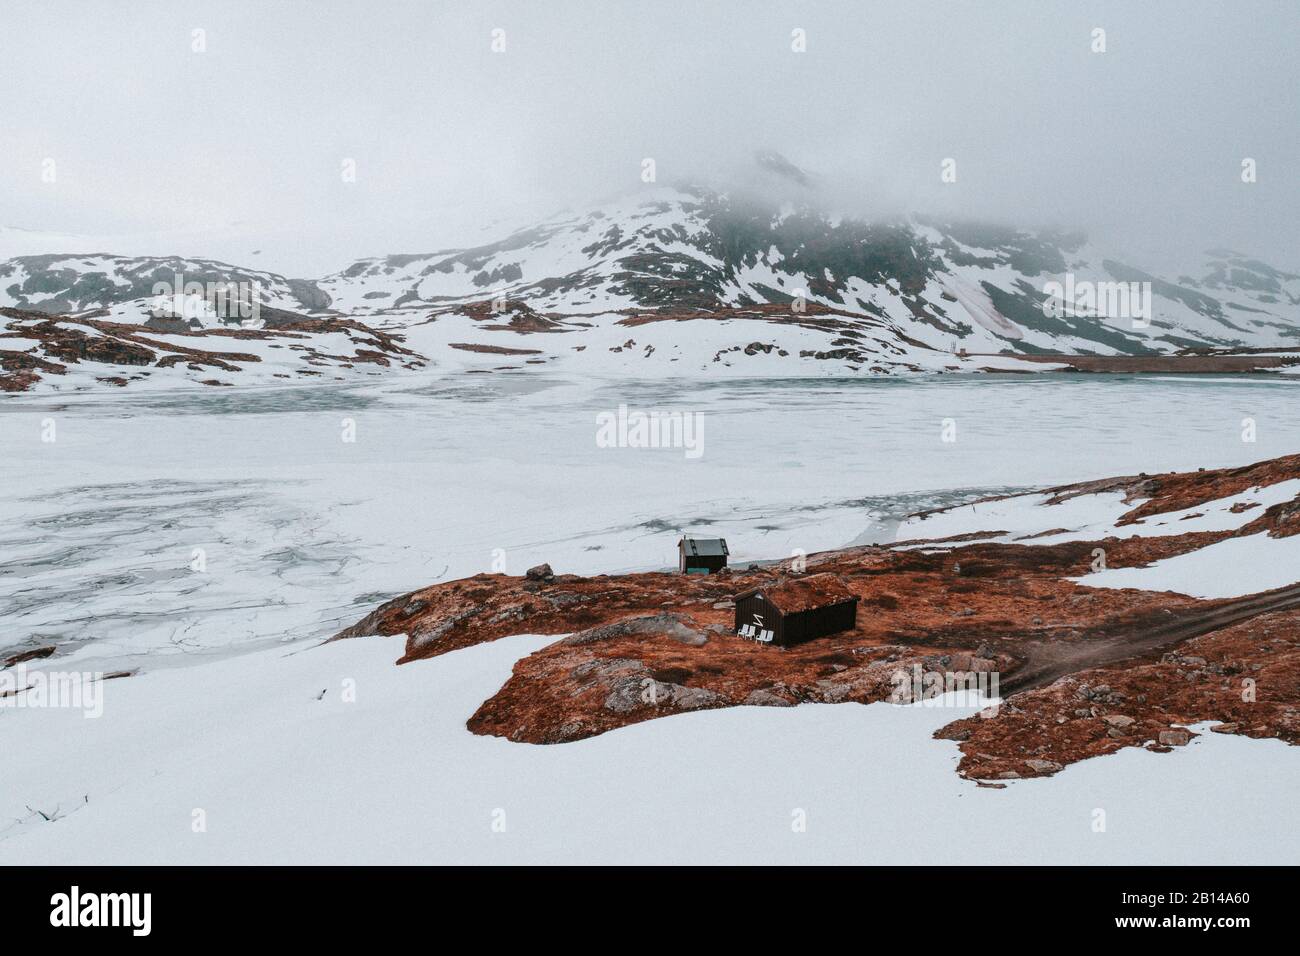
left=1, top=0, right=1296, bottom=275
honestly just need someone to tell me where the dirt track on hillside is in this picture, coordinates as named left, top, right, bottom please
left=1003, top=581, right=1300, bottom=693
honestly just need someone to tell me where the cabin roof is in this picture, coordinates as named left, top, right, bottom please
left=734, top=573, right=858, bottom=615
left=679, top=536, right=729, bottom=557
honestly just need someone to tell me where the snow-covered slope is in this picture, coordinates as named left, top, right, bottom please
left=0, top=307, right=424, bottom=393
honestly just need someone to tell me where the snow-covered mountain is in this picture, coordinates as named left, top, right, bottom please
left=321, top=186, right=1300, bottom=355
left=3, top=173, right=1298, bottom=380
left=0, top=254, right=330, bottom=323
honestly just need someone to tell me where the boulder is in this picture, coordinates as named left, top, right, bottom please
left=603, top=674, right=659, bottom=713
left=524, top=563, right=554, bottom=582
left=668, top=685, right=725, bottom=711
left=744, top=688, right=795, bottom=708
left=603, top=675, right=724, bottom=713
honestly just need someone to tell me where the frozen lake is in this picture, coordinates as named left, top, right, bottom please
left=4, top=371, right=1299, bottom=671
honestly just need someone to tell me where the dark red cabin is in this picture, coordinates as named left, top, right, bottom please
left=733, top=574, right=859, bottom=647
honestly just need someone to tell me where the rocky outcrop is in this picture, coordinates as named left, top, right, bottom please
left=456, top=298, right=569, bottom=333
left=334, top=453, right=1300, bottom=779
left=0, top=307, right=425, bottom=391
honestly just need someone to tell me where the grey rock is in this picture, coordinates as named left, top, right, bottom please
left=668, top=684, right=725, bottom=711
left=744, top=689, right=795, bottom=707
left=563, top=612, right=707, bottom=647
left=553, top=720, right=586, bottom=742
left=524, top=563, right=554, bottom=581
left=571, top=657, right=645, bottom=683
left=813, top=680, right=853, bottom=703
left=542, top=591, right=585, bottom=606
left=400, top=599, right=428, bottom=617
left=410, top=607, right=480, bottom=648
left=603, top=674, right=661, bottom=713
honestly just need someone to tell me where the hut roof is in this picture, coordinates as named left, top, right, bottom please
left=734, top=573, right=858, bottom=614
left=680, top=536, right=729, bottom=557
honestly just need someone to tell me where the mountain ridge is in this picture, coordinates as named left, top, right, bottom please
left=3, top=177, right=1298, bottom=383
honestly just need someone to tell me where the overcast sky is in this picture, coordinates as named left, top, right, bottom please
left=2, top=0, right=1296, bottom=275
